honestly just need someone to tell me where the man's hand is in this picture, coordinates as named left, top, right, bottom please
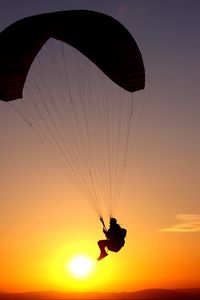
left=100, top=216, right=107, bottom=232
left=100, top=216, right=104, bottom=223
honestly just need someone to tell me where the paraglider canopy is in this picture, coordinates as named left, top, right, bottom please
left=0, top=9, right=145, bottom=101
left=0, top=10, right=145, bottom=219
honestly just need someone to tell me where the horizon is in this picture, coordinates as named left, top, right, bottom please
left=1, top=288, right=200, bottom=300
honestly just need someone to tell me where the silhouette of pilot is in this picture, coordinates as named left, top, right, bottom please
left=97, top=217, right=127, bottom=260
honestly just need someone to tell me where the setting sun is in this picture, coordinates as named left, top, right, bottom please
left=67, top=255, right=94, bottom=279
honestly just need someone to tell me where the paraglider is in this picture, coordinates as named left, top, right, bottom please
left=0, top=10, right=145, bottom=258
left=97, top=217, right=127, bottom=260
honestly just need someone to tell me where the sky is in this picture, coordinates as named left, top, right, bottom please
left=0, top=0, right=200, bottom=294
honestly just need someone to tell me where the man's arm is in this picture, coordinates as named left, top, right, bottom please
left=103, top=228, right=107, bottom=234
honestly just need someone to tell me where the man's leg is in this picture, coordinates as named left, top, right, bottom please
left=97, top=240, right=108, bottom=260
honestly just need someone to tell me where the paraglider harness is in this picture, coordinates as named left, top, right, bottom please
left=100, top=217, right=127, bottom=252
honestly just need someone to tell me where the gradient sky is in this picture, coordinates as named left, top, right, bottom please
left=1, top=0, right=200, bottom=294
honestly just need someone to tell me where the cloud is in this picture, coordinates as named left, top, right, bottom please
left=161, top=214, right=200, bottom=232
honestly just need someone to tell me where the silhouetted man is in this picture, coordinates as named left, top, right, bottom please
left=97, top=217, right=127, bottom=260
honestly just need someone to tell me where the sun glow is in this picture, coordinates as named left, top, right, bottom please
left=67, top=255, right=94, bottom=279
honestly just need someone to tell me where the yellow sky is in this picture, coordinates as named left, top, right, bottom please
left=1, top=155, right=200, bottom=292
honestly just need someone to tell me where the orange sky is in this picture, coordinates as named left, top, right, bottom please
left=1, top=0, right=200, bottom=294
left=1, top=143, right=200, bottom=292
